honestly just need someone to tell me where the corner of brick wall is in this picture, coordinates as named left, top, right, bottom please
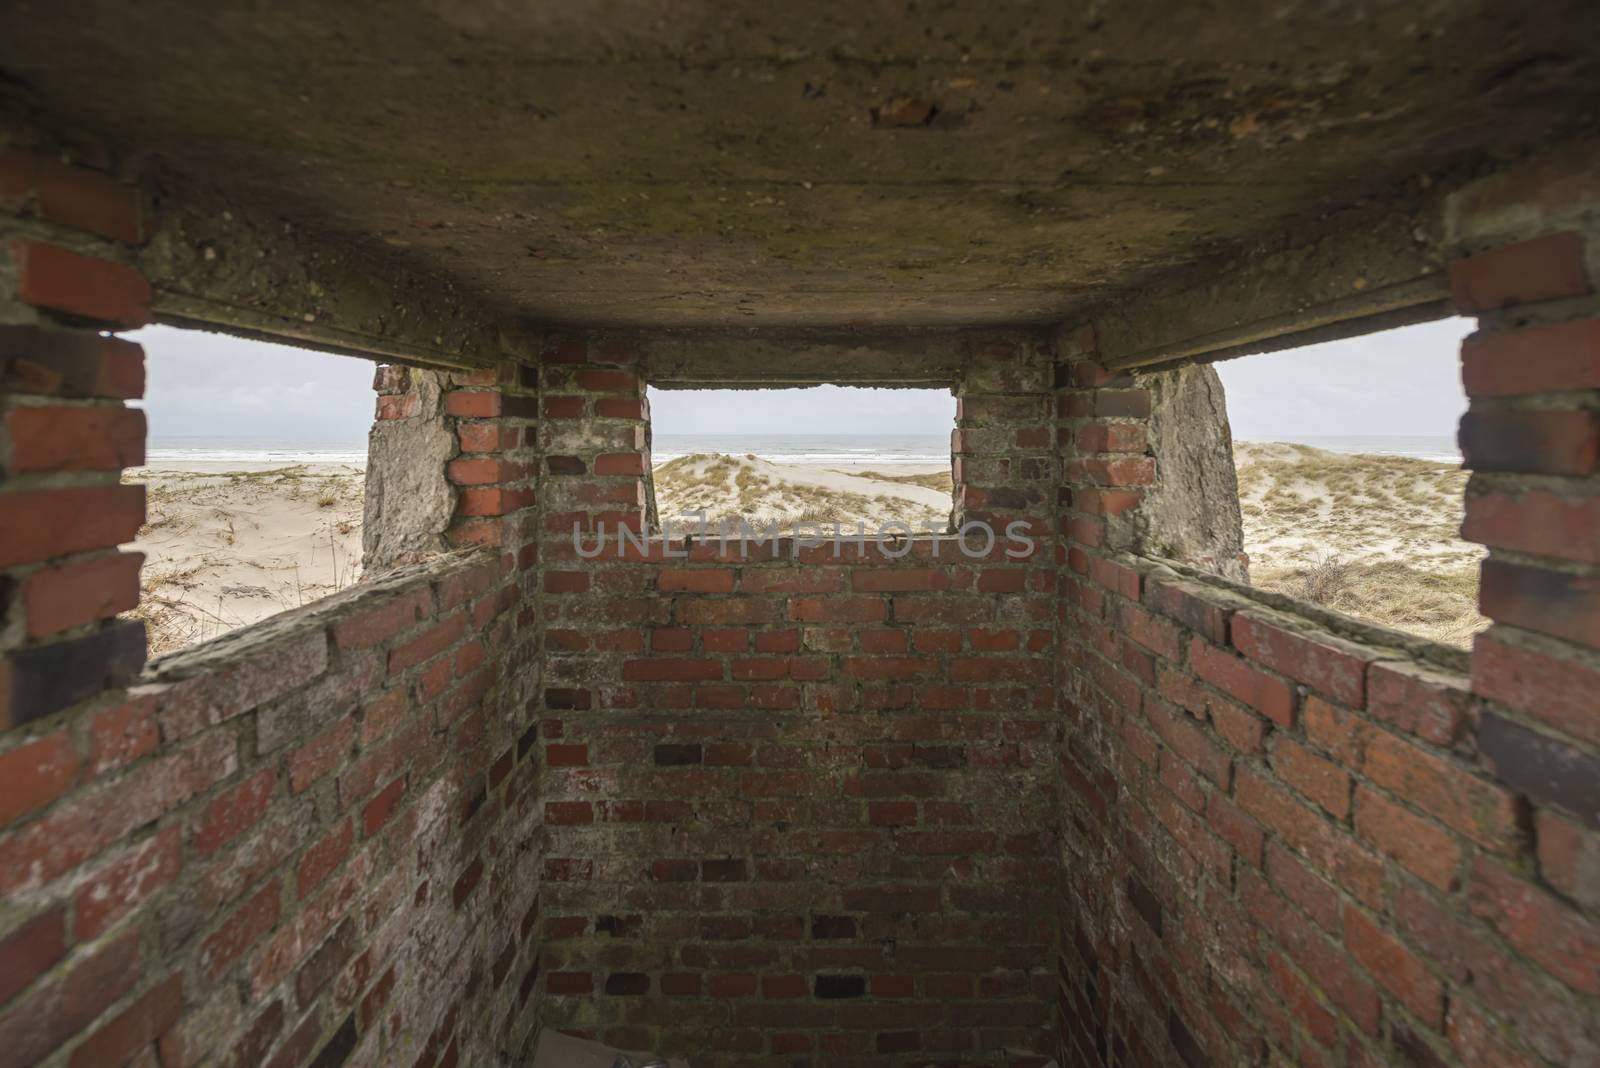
left=1049, top=146, right=1600, bottom=1068
left=525, top=328, right=1061, bottom=1062
left=0, top=151, right=547, bottom=1068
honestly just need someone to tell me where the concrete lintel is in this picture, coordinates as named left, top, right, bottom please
left=635, top=329, right=1025, bottom=389
left=140, top=170, right=507, bottom=370
left=1090, top=194, right=1450, bottom=370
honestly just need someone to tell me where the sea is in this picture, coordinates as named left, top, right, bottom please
left=144, top=433, right=1462, bottom=467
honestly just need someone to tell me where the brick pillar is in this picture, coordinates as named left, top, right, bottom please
left=1448, top=145, right=1600, bottom=979
left=0, top=149, right=153, bottom=729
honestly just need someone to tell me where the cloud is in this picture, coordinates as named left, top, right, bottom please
left=1213, top=317, right=1472, bottom=440
left=128, top=325, right=377, bottom=441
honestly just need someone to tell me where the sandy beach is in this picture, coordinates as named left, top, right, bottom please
left=126, top=462, right=365, bottom=655
left=1234, top=443, right=1485, bottom=646
left=123, top=446, right=1483, bottom=655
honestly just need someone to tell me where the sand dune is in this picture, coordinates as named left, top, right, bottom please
left=652, top=453, right=951, bottom=533
left=126, top=463, right=364, bottom=655
left=124, top=445, right=1483, bottom=656
left=1234, top=442, right=1485, bottom=647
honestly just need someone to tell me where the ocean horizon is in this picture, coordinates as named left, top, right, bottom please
left=144, top=432, right=1462, bottom=467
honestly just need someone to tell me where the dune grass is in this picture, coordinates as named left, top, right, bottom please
left=1235, top=444, right=1485, bottom=648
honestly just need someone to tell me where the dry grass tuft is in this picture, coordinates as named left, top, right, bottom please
left=1236, top=443, right=1486, bottom=648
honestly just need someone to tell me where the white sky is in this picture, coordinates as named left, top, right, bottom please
left=129, top=316, right=1472, bottom=442
left=1212, top=317, right=1472, bottom=441
left=128, top=325, right=376, bottom=440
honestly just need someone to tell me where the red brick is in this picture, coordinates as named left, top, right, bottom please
left=20, top=551, right=143, bottom=636
left=455, top=422, right=518, bottom=452
left=7, top=404, right=144, bottom=472
left=0, top=151, right=148, bottom=242
left=363, top=775, right=408, bottom=835
left=1467, top=856, right=1600, bottom=994
left=12, top=240, right=151, bottom=327
left=1206, top=792, right=1263, bottom=868
left=288, top=719, right=354, bottom=794
left=593, top=452, right=646, bottom=476
left=200, top=879, right=280, bottom=981
left=387, top=613, right=466, bottom=673
left=659, top=569, right=735, bottom=593
left=0, top=928, right=140, bottom=1066
left=1189, top=638, right=1294, bottom=726
left=1364, top=660, right=1470, bottom=748
left=0, top=906, right=66, bottom=1006
left=1271, top=736, right=1351, bottom=819
left=296, top=817, right=352, bottom=895
left=1463, top=485, right=1600, bottom=564
left=67, top=971, right=183, bottom=1068
left=1236, top=769, right=1383, bottom=906
left=194, top=767, right=277, bottom=857
left=621, top=658, right=723, bottom=682
left=1362, top=729, right=1522, bottom=854
left=447, top=457, right=520, bottom=485
left=543, top=570, right=589, bottom=594
left=545, top=801, right=593, bottom=825
left=0, top=327, right=144, bottom=400
left=1471, top=631, right=1600, bottom=748
left=330, top=587, right=432, bottom=650
left=1462, top=319, right=1600, bottom=396
left=1536, top=808, right=1600, bottom=910
left=0, top=728, right=79, bottom=823
left=1478, top=557, right=1600, bottom=648
left=596, top=397, right=645, bottom=419
left=1460, top=409, right=1599, bottom=476
left=853, top=569, right=949, bottom=593
left=0, top=483, right=145, bottom=567
left=375, top=392, right=418, bottom=420
left=443, top=391, right=501, bottom=418
left=1352, top=787, right=1461, bottom=890
left=1343, top=904, right=1444, bottom=1028
left=1449, top=231, right=1591, bottom=312
left=547, top=971, right=593, bottom=994
left=708, top=973, right=757, bottom=998
left=1239, top=869, right=1380, bottom=1035
left=1230, top=612, right=1372, bottom=707
left=74, top=824, right=181, bottom=941
left=1265, top=952, right=1337, bottom=1048
left=575, top=369, right=638, bottom=392
left=543, top=396, right=584, bottom=419
left=0, top=731, right=233, bottom=896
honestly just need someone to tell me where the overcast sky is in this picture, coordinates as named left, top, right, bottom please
left=130, top=316, right=1471, bottom=442
left=130, top=325, right=376, bottom=441
left=1212, top=317, right=1472, bottom=441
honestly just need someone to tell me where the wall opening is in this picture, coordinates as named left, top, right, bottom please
left=644, top=384, right=956, bottom=537
left=1211, top=315, right=1483, bottom=646
left=124, top=323, right=375, bottom=654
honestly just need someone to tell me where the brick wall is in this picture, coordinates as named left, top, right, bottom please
left=0, top=149, right=545, bottom=1068
left=530, top=332, right=1062, bottom=1065
left=1052, top=148, right=1600, bottom=1067
left=6, top=133, right=1600, bottom=1068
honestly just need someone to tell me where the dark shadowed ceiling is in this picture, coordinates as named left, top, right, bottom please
left=4, top=1, right=1600, bottom=328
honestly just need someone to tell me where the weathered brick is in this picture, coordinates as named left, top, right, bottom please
left=1230, top=612, right=1373, bottom=707
left=0, top=326, right=144, bottom=399
left=1449, top=231, right=1591, bottom=312
left=1352, top=787, right=1461, bottom=890
left=1462, top=319, right=1600, bottom=397
left=12, top=240, right=152, bottom=327
left=0, top=729, right=79, bottom=823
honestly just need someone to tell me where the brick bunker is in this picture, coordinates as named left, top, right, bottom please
left=2, top=7, right=1600, bottom=1068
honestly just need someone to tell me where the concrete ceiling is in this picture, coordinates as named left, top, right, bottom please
left=4, top=1, right=1600, bottom=329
